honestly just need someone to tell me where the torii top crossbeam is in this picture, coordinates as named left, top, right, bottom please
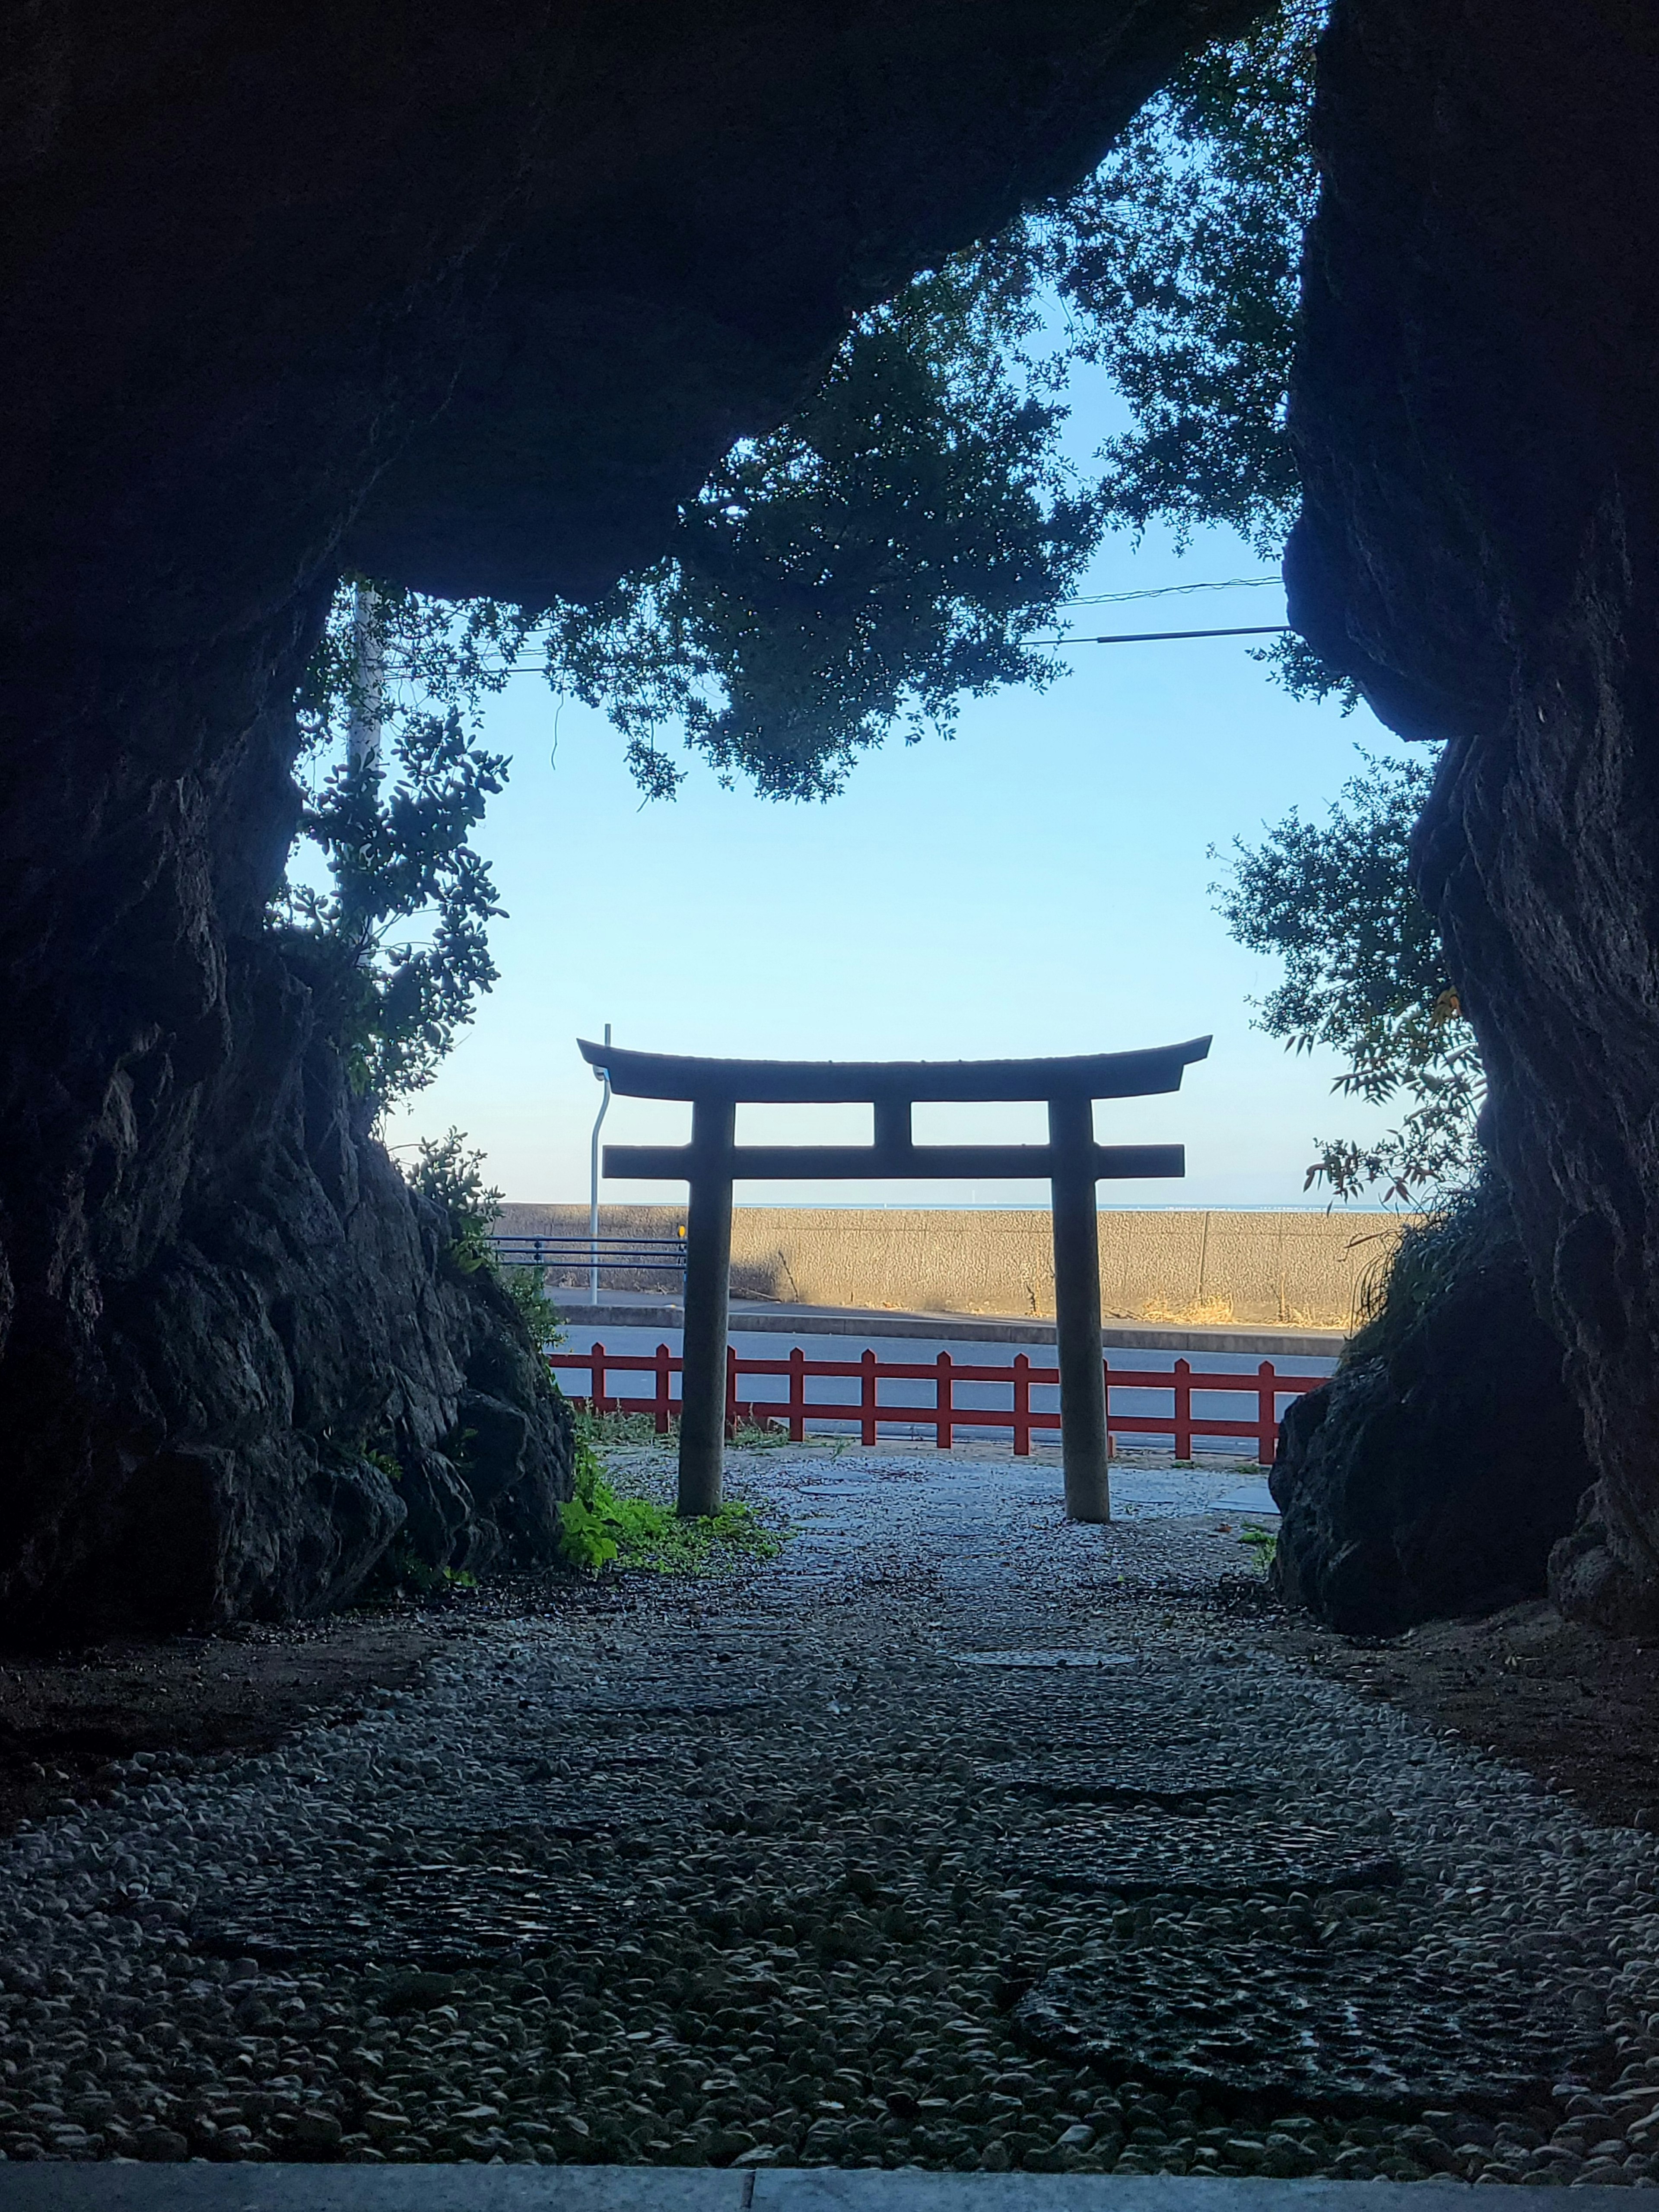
left=577, top=1038, right=1210, bottom=1103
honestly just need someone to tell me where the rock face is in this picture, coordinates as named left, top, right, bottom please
left=0, top=1, right=1258, bottom=1633
left=1287, top=0, right=1659, bottom=1627
left=0, top=698, right=574, bottom=1643
left=1271, top=1186, right=1595, bottom=1636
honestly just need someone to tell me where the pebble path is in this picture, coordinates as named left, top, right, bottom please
left=5, top=1443, right=1659, bottom=2183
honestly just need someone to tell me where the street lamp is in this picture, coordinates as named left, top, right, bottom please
left=588, top=1022, right=611, bottom=1304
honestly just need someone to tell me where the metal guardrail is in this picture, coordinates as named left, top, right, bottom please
left=486, top=1233, right=686, bottom=1283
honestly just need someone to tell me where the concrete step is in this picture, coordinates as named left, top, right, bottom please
left=0, top=2170, right=1617, bottom=2210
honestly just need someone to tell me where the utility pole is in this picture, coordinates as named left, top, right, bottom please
left=346, top=581, right=384, bottom=779
left=343, top=582, right=385, bottom=966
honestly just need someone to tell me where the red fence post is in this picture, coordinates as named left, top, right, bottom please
left=592, top=1341, right=607, bottom=1416
left=861, top=1348, right=878, bottom=1446
left=1013, top=1353, right=1031, bottom=1456
left=788, top=1347, right=806, bottom=1443
left=1173, top=1357, right=1192, bottom=1460
left=1102, top=1355, right=1111, bottom=1454
left=654, top=1344, right=673, bottom=1435
left=1258, top=1360, right=1278, bottom=1465
left=725, top=1344, right=739, bottom=1439
left=935, top=1352, right=953, bottom=1450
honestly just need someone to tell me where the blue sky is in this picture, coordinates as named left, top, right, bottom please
left=376, top=352, right=1415, bottom=1212
left=378, top=522, right=1410, bottom=1211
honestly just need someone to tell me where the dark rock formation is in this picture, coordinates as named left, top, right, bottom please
left=1271, top=1185, right=1594, bottom=1635
left=0, top=693, right=574, bottom=1641
left=1, top=1, right=1258, bottom=1633
left=1287, top=0, right=1659, bottom=1627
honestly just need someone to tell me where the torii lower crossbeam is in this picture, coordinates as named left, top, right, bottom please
left=576, top=1038, right=1211, bottom=1522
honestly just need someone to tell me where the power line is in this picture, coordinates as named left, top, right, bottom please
left=458, top=616, right=1297, bottom=680
left=413, top=592, right=1295, bottom=683
left=1055, top=574, right=1280, bottom=608
left=1042, top=623, right=1290, bottom=646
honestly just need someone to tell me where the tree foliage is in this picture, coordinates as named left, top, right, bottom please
left=1050, top=0, right=1321, bottom=559
left=541, top=0, right=1336, bottom=789
left=289, top=0, right=1344, bottom=1093
left=287, top=587, right=525, bottom=1102
left=1042, top=0, right=1352, bottom=711
left=1214, top=753, right=1483, bottom=1203
left=542, top=251, right=1096, bottom=800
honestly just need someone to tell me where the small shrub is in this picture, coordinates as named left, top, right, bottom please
left=405, top=1128, right=502, bottom=1271
left=501, top=1265, right=563, bottom=1347
left=377, top=1542, right=479, bottom=1597
left=557, top=1443, right=786, bottom=1576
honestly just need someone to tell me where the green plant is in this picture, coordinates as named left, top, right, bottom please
left=1052, top=0, right=1321, bottom=562
left=1344, top=1176, right=1509, bottom=1367
left=288, top=586, right=518, bottom=1105
left=404, top=1128, right=502, bottom=1269
left=728, top=1417, right=798, bottom=1449
left=1238, top=1524, right=1278, bottom=1569
left=557, top=1444, right=787, bottom=1576
left=501, top=1265, right=563, bottom=1347
left=544, top=248, right=1096, bottom=802
left=377, top=1543, right=480, bottom=1597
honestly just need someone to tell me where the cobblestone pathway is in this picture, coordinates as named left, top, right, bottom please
left=6, top=1445, right=1659, bottom=2182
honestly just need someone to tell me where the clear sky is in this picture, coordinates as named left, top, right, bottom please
left=379, top=373, right=1414, bottom=1213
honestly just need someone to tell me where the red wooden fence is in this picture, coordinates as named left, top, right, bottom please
left=547, top=1343, right=1325, bottom=1465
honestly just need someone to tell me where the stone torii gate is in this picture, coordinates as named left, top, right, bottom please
left=576, top=1037, right=1211, bottom=1524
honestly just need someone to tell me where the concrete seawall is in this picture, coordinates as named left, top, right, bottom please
left=497, top=1204, right=1411, bottom=1333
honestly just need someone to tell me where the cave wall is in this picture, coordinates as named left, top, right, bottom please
left=1287, top=0, right=1659, bottom=1627
left=1270, top=1181, right=1595, bottom=1635
left=0, top=0, right=1260, bottom=1633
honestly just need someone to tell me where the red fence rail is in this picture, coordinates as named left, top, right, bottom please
left=547, top=1343, right=1325, bottom=1465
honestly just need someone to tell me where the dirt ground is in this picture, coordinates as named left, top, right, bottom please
left=0, top=1616, right=444, bottom=1834
left=1266, top=1597, right=1659, bottom=1829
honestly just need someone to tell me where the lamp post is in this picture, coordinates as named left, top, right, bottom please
left=588, top=1022, right=611, bottom=1304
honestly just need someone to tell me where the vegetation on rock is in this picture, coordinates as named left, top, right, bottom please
left=1214, top=752, right=1482, bottom=1202
left=404, top=1128, right=504, bottom=1270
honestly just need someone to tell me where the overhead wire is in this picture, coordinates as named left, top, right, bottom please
left=1054, top=574, right=1280, bottom=608
left=457, top=578, right=1294, bottom=676
left=1042, top=623, right=1290, bottom=646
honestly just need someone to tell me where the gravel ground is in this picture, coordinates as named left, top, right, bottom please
left=3, top=1442, right=1659, bottom=2183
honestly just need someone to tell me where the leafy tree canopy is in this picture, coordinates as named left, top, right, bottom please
left=1050, top=0, right=1318, bottom=558
left=1213, top=753, right=1483, bottom=1203
left=289, top=0, right=1347, bottom=1101
left=543, top=252, right=1098, bottom=801
left=286, top=586, right=524, bottom=1102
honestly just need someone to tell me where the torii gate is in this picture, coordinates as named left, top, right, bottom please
left=575, top=1036, right=1211, bottom=1524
